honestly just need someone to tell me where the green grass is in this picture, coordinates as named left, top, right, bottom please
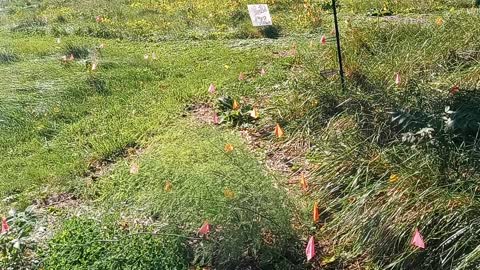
left=0, top=25, right=301, bottom=268
left=1, top=0, right=480, bottom=269
left=0, top=32, right=290, bottom=203
left=90, top=121, right=300, bottom=268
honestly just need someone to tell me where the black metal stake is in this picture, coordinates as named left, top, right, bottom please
left=332, top=0, right=346, bottom=92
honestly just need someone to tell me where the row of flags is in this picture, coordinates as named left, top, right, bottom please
left=194, top=220, right=425, bottom=263
left=204, top=81, right=426, bottom=262
left=0, top=201, right=426, bottom=262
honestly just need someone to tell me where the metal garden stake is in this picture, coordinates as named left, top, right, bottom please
left=332, top=0, right=346, bottom=92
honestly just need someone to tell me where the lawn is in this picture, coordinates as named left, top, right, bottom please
left=1, top=0, right=480, bottom=269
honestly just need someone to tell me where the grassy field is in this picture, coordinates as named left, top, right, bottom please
left=1, top=0, right=480, bottom=269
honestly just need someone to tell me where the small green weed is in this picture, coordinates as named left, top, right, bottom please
left=0, top=209, right=37, bottom=269
left=43, top=217, right=189, bottom=270
left=216, top=96, right=257, bottom=126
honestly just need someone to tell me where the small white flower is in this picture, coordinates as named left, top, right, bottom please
left=445, top=106, right=455, bottom=114
left=11, top=239, right=21, bottom=250
left=416, top=127, right=434, bottom=138
left=443, top=117, right=454, bottom=129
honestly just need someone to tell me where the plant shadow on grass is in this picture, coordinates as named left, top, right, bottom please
left=63, top=43, right=90, bottom=59
left=259, top=25, right=282, bottom=39
left=86, top=75, right=110, bottom=96
left=0, top=49, right=19, bottom=64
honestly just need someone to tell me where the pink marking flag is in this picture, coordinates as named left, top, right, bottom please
left=1, top=217, right=9, bottom=234
left=208, top=83, right=216, bottom=94
left=411, top=228, right=426, bottom=249
left=260, top=68, right=266, bottom=76
left=395, top=73, right=401, bottom=86
left=450, top=85, right=460, bottom=95
left=306, top=236, right=316, bottom=261
left=321, top=35, right=327, bottom=45
left=238, top=72, right=246, bottom=81
left=198, top=221, right=210, bottom=236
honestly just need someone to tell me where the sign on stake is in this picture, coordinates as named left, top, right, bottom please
left=248, top=4, right=272, bottom=27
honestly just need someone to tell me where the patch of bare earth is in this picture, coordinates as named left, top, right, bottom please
left=239, top=124, right=312, bottom=183
left=30, top=192, right=86, bottom=240
left=184, top=102, right=216, bottom=125
left=84, top=144, right=144, bottom=185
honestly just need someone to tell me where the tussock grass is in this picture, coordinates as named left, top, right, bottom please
left=0, top=49, right=18, bottom=63
left=271, top=9, right=480, bottom=269
left=63, top=43, right=90, bottom=59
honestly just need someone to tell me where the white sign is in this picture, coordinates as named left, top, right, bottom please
left=248, top=4, right=272, bottom=27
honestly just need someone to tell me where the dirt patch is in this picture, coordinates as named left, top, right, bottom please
left=36, top=192, right=77, bottom=208
left=84, top=143, right=144, bottom=182
left=27, top=192, right=90, bottom=254
left=185, top=103, right=217, bottom=125
left=273, top=47, right=297, bottom=58
left=320, top=69, right=338, bottom=79
left=239, top=124, right=313, bottom=181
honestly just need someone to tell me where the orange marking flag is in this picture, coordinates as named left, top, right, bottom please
left=300, top=173, right=308, bottom=191
left=274, top=123, right=284, bottom=138
left=233, top=100, right=240, bottom=110
left=313, top=202, right=320, bottom=223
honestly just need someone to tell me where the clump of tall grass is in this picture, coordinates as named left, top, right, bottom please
left=0, top=49, right=19, bottom=64
left=272, top=10, right=480, bottom=269
left=10, top=16, right=48, bottom=34
left=63, top=43, right=90, bottom=59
